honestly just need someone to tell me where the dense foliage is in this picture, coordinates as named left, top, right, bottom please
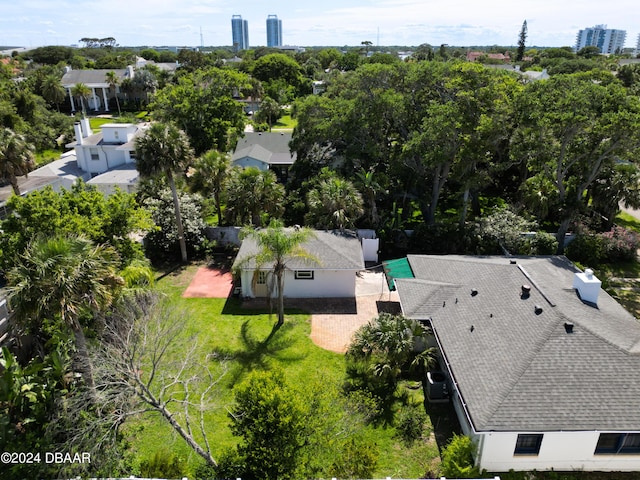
left=0, top=180, right=152, bottom=272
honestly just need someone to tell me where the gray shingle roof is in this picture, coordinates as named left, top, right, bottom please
left=61, top=68, right=130, bottom=87
left=395, top=255, right=640, bottom=432
left=232, top=132, right=296, bottom=166
left=233, top=229, right=364, bottom=271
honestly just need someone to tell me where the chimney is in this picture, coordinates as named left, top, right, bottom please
left=127, top=65, right=134, bottom=78
left=80, top=117, right=92, bottom=138
left=73, top=122, right=83, bottom=145
left=572, top=268, right=601, bottom=305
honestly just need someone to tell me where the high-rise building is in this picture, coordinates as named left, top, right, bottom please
left=231, top=15, right=249, bottom=52
left=575, top=25, right=626, bottom=54
left=266, top=14, right=282, bottom=47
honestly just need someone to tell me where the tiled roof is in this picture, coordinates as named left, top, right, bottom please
left=233, top=229, right=364, bottom=271
left=395, top=255, right=640, bottom=432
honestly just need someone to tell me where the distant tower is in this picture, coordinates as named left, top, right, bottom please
left=575, top=25, right=626, bottom=54
left=231, top=15, right=249, bottom=52
left=266, top=14, right=282, bottom=47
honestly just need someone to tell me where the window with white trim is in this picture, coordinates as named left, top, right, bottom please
left=90, top=148, right=99, bottom=161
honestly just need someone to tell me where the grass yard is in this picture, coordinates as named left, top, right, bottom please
left=272, top=113, right=296, bottom=131
left=123, top=263, right=440, bottom=478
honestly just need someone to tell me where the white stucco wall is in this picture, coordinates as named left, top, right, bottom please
left=478, top=430, right=640, bottom=472
left=240, top=269, right=356, bottom=298
left=76, top=145, right=128, bottom=174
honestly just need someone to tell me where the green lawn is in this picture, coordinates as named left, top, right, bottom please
left=123, top=263, right=439, bottom=478
left=615, top=211, right=640, bottom=234
left=272, top=114, right=296, bottom=130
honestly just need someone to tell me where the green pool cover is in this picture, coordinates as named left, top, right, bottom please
left=382, top=257, right=414, bottom=291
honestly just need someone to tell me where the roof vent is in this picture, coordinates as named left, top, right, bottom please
left=471, top=289, right=478, bottom=297
left=521, top=285, right=531, bottom=299
left=572, top=268, right=601, bottom=305
left=534, top=305, right=543, bottom=315
left=564, top=322, right=574, bottom=334
left=510, top=259, right=517, bottom=264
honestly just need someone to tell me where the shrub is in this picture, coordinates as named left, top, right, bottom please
left=142, top=188, right=208, bottom=263
left=396, top=403, right=428, bottom=445
left=529, top=231, right=559, bottom=255
left=138, top=450, right=185, bottom=478
left=600, top=226, right=638, bottom=262
left=565, top=232, right=604, bottom=266
left=330, top=436, right=379, bottom=479
left=440, top=433, right=480, bottom=479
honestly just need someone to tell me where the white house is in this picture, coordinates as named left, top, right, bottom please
left=386, top=255, right=640, bottom=473
left=233, top=229, right=364, bottom=299
left=61, top=66, right=134, bottom=112
left=66, top=119, right=147, bottom=176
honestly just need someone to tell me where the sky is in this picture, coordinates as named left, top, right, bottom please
left=1, top=0, right=638, bottom=50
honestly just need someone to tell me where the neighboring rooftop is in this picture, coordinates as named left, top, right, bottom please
left=232, top=131, right=296, bottom=166
left=394, top=255, right=640, bottom=432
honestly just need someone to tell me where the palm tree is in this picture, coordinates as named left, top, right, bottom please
left=225, top=167, right=285, bottom=227
left=306, top=176, right=364, bottom=230
left=71, top=82, right=91, bottom=116
left=41, top=74, right=66, bottom=112
left=355, top=167, right=383, bottom=228
left=0, top=128, right=36, bottom=195
left=187, top=149, right=231, bottom=226
left=7, top=236, right=123, bottom=391
left=347, top=313, right=437, bottom=386
left=105, top=70, right=122, bottom=116
left=135, top=122, right=195, bottom=263
left=238, top=220, right=318, bottom=327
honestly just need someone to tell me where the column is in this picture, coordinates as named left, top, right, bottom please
left=91, top=87, right=99, bottom=111
left=102, top=88, right=109, bottom=112
left=68, top=87, right=76, bottom=111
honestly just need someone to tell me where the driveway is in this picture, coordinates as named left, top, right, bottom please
left=309, top=270, right=400, bottom=353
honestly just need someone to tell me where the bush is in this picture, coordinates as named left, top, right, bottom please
left=138, top=450, right=185, bottom=478
left=142, top=188, right=208, bottom=263
left=330, top=436, right=379, bottom=479
left=396, top=403, right=428, bottom=445
left=529, top=231, right=559, bottom=255
left=440, top=433, right=480, bottom=478
left=566, top=232, right=604, bottom=266
left=600, top=226, right=638, bottom=262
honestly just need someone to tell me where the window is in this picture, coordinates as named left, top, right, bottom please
left=514, top=434, right=543, bottom=455
left=595, top=433, right=640, bottom=454
left=90, top=148, right=99, bottom=161
left=294, top=270, right=314, bottom=280
left=256, top=271, right=267, bottom=285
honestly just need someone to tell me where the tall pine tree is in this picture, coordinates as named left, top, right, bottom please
left=517, top=20, right=528, bottom=61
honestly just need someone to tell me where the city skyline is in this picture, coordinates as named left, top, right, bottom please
left=2, top=0, right=638, bottom=49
